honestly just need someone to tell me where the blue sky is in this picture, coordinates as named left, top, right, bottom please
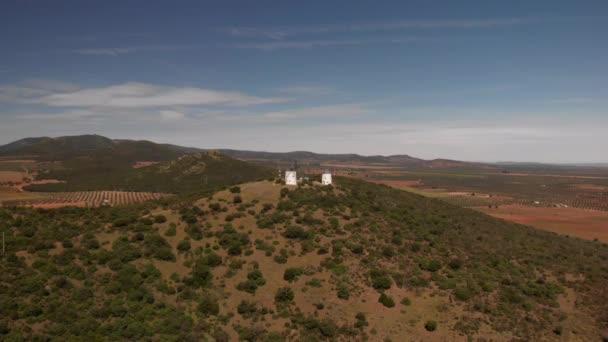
left=1, top=0, right=607, bottom=162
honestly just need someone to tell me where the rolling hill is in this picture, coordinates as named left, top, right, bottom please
left=0, top=135, right=272, bottom=194
left=23, top=151, right=272, bottom=194
left=0, top=177, right=606, bottom=340
left=0, top=135, right=492, bottom=170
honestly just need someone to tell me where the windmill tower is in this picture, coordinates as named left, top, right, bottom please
left=321, top=169, right=332, bottom=185
left=284, top=160, right=297, bottom=186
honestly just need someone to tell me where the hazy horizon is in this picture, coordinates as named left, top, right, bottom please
left=2, top=132, right=607, bottom=165
left=1, top=1, right=607, bottom=163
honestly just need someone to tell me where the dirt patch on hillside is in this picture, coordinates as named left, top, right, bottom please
left=133, top=161, right=160, bottom=169
left=475, top=205, right=608, bottom=242
left=0, top=171, right=28, bottom=183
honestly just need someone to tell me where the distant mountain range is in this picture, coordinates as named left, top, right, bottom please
left=0, top=135, right=490, bottom=169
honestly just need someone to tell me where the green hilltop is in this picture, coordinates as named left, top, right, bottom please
left=0, top=177, right=606, bottom=340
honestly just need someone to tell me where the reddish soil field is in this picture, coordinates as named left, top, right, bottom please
left=475, top=204, right=608, bottom=242
left=485, top=172, right=608, bottom=180
left=574, top=183, right=608, bottom=191
left=374, top=179, right=421, bottom=187
left=0, top=171, right=28, bottom=183
left=133, top=161, right=160, bottom=169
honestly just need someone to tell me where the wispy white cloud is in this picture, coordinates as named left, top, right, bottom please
left=159, top=110, right=186, bottom=121
left=25, top=82, right=286, bottom=108
left=258, top=104, right=368, bottom=121
left=234, top=37, right=422, bottom=50
left=21, top=79, right=81, bottom=92
left=224, top=17, right=555, bottom=39
left=74, top=45, right=191, bottom=56
left=0, top=79, right=80, bottom=103
left=548, top=97, right=601, bottom=104
left=0, top=85, right=54, bottom=102
left=276, top=85, right=337, bottom=96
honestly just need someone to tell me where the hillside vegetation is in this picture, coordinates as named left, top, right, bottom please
left=0, top=135, right=271, bottom=194
left=24, top=152, right=272, bottom=194
left=1, top=177, right=606, bottom=341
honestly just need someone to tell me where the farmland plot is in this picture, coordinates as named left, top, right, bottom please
left=1, top=191, right=171, bottom=208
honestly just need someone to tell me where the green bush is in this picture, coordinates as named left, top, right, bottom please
left=420, top=259, right=441, bottom=272
left=280, top=188, right=289, bottom=198
left=154, top=215, right=167, bottom=223
left=144, top=234, right=175, bottom=261
left=424, top=320, right=437, bottom=332
left=283, top=225, right=309, bottom=240
left=198, top=293, right=219, bottom=317
left=370, top=269, right=392, bottom=291
left=454, top=287, right=472, bottom=301
left=177, top=240, right=191, bottom=252
left=378, top=293, right=395, bottom=308
left=275, top=287, right=294, bottom=304
left=336, top=283, right=350, bottom=299
left=283, top=267, right=304, bottom=282
left=237, top=300, right=257, bottom=318
left=354, top=312, right=368, bottom=329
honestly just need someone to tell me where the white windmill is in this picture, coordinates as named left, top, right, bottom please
left=321, top=170, right=332, bottom=185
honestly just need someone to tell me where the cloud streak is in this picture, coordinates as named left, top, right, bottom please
left=234, top=37, right=423, bottom=50
left=74, top=45, right=190, bottom=56
left=25, top=82, right=286, bottom=108
left=224, top=17, right=556, bottom=40
left=258, top=104, right=368, bottom=121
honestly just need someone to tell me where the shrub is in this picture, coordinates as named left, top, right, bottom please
left=209, top=203, right=221, bottom=212
left=420, top=259, right=441, bottom=272
left=454, top=287, right=472, bottom=301
left=306, top=278, right=322, bottom=288
left=424, top=320, right=437, bottom=332
left=283, top=267, right=304, bottom=282
left=177, top=240, right=191, bottom=252
left=284, top=225, right=309, bottom=240
left=400, top=297, right=411, bottom=306
left=144, top=234, right=175, bottom=261
left=154, top=215, right=167, bottom=223
left=186, top=261, right=213, bottom=288
left=273, top=254, right=288, bottom=264
left=448, top=258, right=463, bottom=270
left=336, top=283, right=350, bottom=299
left=354, top=312, right=368, bottom=329
left=247, top=270, right=266, bottom=285
left=230, top=186, right=241, bottom=193
left=370, top=269, right=392, bottom=291
left=280, top=188, right=289, bottom=198
left=275, top=287, right=294, bottom=304
left=198, top=293, right=219, bottom=317
left=237, top=280, right=259, bottom=294
left=378, top=293, right=395, bottom=308
left=218, top=224, right=250, bottom=255
left=233, top=195, right=243, bottom=204
left=237, top=270, right=266, bottom=294
left=382, top=246, right=395, bottom=258
left=165, top=225, right=176, bottom=237
left=202, top=253, right=222, bottom=267
left=237, top=300, right=257, bottom=318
